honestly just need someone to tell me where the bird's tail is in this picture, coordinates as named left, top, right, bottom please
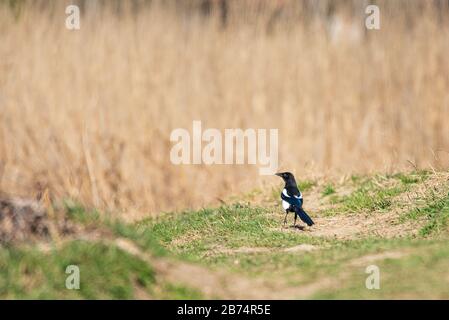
left=294, top=207, right=314, bottom=226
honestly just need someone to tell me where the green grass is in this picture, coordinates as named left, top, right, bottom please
left=322, top=176, right=409, bottom=215
left=402, top=191, right=449, bottom=236
left=144, top=201, right=449, bottom=297
left=1, top=170, right=448, bottom=299
left=155, top=283, right=204, bottom=300
left=393, top=170, right=430, bottom=185
left=142, top=204, right=327, bottom=262
left=0, top=241, right=155, bottom=299
left=313, top=241, right=449, bottom=299
left=66, top=201, right=167, bottom=256
left=322, top=184, right=336, bottom=196
left=134, top=171, right=449, bottom=298
left=298, top=180, right=317, bottom=192
left=394, top=173, right=420, bottom=185
left=341, top=186, right=403, bottom=212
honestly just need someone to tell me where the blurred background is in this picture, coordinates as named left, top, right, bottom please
left=1, top=0, right=448, bottom=219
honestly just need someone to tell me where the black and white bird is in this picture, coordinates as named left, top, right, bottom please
left=275, top=172, right=314, bottom=227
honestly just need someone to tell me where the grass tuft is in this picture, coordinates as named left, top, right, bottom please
left=322, top=184, right=336, bottom=197
left=403, top=192, right=449, bottom=236
left=298, top=180, right=317, bottom=192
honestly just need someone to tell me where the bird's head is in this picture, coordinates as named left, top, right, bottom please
left=275, top=172, right=297, bottom=185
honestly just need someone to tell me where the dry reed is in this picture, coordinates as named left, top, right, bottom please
left=1, top=1, right=448, bottom=218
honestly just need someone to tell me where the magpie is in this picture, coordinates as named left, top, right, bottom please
left=275, top=172, right=314, bottom=227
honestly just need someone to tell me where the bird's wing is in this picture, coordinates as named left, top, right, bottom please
left=281, top=188, right=303, bottom=207
left=286, top=186, right=302, bottom=198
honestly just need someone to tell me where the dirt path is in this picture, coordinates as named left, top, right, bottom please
left=305, top=212, right=421, bottom=239
left=207, top=243, right=319, bottom=256
left=32, top=219, right=415, bottom=299
left=114, top=237, right=411, bottom=299
left=115, top=238, right=336, bottom=299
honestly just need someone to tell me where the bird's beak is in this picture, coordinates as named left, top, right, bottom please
left=275, top=173, right=282, bottom=177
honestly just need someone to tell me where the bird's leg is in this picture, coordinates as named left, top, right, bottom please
left=283, top=211, right=288, bottom=227
left=294, top=213, right=297, bottom=227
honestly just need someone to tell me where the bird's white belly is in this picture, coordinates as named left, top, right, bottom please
left=282, top=200, right=290, bottom=210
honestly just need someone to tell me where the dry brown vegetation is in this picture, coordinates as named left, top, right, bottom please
left=1, top=1, right=449, bottom=218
